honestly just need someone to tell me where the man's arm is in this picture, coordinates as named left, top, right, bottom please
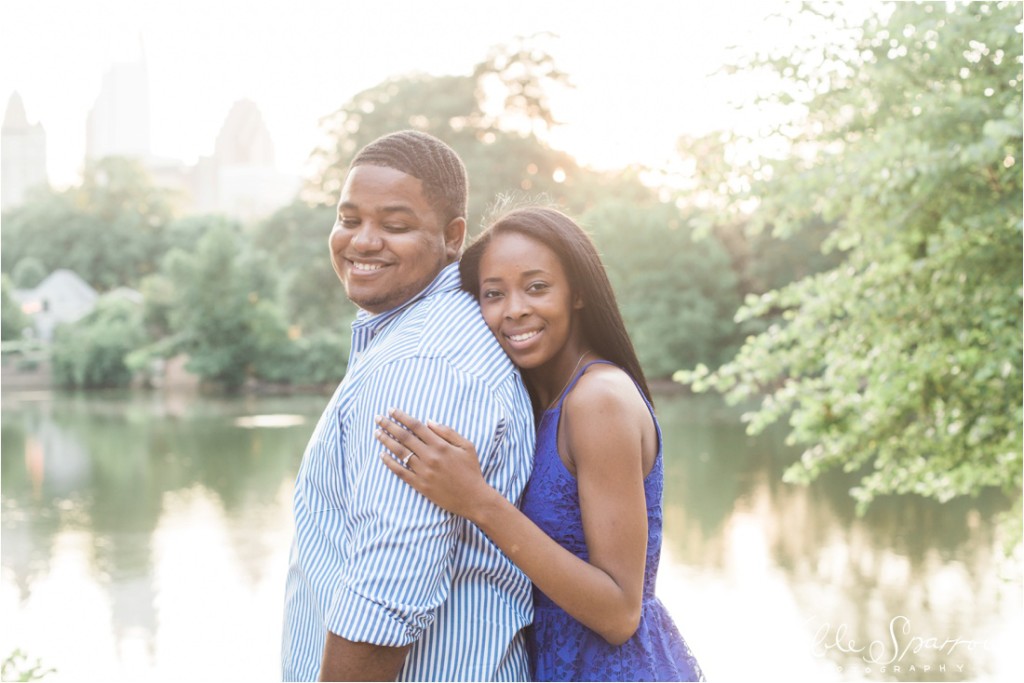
left=319, top=632, right=410, bottom=682
left=321, top=358, right=504, bottom=679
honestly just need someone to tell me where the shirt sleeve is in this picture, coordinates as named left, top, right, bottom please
left=325, top=356, right=505, bottom=646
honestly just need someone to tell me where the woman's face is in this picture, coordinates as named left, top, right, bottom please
left=477, top=231, right=582, bottom=370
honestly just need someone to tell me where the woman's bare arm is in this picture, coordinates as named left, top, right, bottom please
left=376, top=371, right=649, bottom=645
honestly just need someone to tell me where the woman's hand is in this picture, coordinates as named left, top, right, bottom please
left=375, top=408, right=494, bottom=520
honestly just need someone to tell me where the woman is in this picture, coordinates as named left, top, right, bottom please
left=375, top=206, right=704, bottom=682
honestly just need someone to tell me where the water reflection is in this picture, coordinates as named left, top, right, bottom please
left=1, top=390, right=319, bottom=679
left=1, top=390, right=1019, bottom=682
left=656, top=393, right=1021, bottom=681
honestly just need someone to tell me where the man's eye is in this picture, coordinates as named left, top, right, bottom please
left=383, top=224, right=410, bottom=233
left=339, top=217, right=359, bottom=228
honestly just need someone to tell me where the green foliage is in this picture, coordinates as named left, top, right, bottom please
left=1, top=274, right=30, bottom=341
left=585, top=200, right=742, bottom=377
left=51, top=297, right=146, bottom=388
left=137, top=272, right=177, bottom=340
left=1, top=190, right=77, bottom=275
left=461, top=133, right=588, bottom=232
left=160, top=218, right=291, bottom=391
left=680, top=1, right=1023, bottom=512
left=717, top=217, right=843, bottom=297
left=251, top=200, right=355, bottom=333
left=10, top=257, right=47, bottom=289
left=268, top=329, right=351, bottom=387
left=1, top=649, right=55, bottom=682
left=0, top=157, right=174, bottom=290
left=162, top=214, right=223, bottom=254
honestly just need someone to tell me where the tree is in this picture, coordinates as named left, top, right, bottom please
left=1, top=274, right=30, bottom=341
left=0, top=157, right=174, bottom=290
left=160, top=219, right=292, bottom=391
left=307, top=70, right=580, bottom=226
left=584, top=200, right=742, bottom=378
left=305, top=37, right=642, bottom=228
left=251, top=200, right=354, bottom=334
left=10, top=257, right=47, bottom=289
left=680, top=2, right=1023, bottom=514
left=51, top=297, right=146, bottom=388
left=472, top=34, right=572, bottom=136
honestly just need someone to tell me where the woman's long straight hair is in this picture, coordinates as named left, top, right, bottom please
left=460, top=205, right=653, bottom=407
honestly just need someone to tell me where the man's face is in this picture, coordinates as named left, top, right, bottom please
left=329, top=165, right=464, bottom=314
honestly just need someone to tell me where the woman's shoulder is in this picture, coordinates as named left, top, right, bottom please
left=560, top=362, right=651, bottom=469
left=562, top=361, right=648, bottom=419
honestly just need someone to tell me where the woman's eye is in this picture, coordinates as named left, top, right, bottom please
left=527, top=282, right=550, bottom=293
left=482, top=290, right=504, bottom=300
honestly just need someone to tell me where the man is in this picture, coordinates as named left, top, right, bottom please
left=281, top=131, right=535, bottom=682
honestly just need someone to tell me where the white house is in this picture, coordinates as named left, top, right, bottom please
left=14, top=269, right=99, bottom=341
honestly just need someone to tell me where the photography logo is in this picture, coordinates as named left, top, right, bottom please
left=808, top=615, right=991, bottom=677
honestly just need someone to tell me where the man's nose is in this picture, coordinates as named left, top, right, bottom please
left=350, top=222, right=383, bottom=252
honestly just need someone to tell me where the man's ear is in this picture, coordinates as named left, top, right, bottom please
left=444, top=217, right=467, bottom=261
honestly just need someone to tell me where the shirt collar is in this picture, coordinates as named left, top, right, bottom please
left=351, top=262, right=462, bottom=339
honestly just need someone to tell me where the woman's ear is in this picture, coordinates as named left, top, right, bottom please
left=573, top=293, right=585, bottom=310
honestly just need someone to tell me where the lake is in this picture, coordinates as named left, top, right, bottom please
left=1, top=389, right=1020, bottom=681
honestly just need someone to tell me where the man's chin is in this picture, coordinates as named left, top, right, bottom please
left=350, top=298, right=389, bottom=314
left=346, top=288, right=400, bottom=315
left=346, top=265, right=448, bottom=313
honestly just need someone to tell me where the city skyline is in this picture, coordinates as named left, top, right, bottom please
left=0, top=0, right=843, bottom=190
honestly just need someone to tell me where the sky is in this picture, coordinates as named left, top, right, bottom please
left=1, top=0, right=806, bottom=188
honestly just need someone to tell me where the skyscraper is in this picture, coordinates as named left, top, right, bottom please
left=214, top=99, right=275, bottom=167
left=1, top=92, right=48, bottom=211
left=85, top=48, right=150, bottom=163
left=192, top=98, right=297, bottom=221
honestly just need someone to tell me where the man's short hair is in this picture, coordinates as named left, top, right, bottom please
left=351, top=130, right=468, bottom=224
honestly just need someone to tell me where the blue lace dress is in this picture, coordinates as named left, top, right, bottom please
left=521, top=361, right=704, bottom=682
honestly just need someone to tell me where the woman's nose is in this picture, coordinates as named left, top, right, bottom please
left=505, top=291, right=530, bottom=319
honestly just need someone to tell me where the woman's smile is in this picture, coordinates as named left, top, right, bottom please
left=504, top=327, right=543, bottom=345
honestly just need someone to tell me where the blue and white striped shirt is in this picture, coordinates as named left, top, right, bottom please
left=282, top=263, right=535, bottom=682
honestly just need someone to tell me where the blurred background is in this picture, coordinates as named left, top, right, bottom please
left=1, top=1, right=1021, bottom=681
